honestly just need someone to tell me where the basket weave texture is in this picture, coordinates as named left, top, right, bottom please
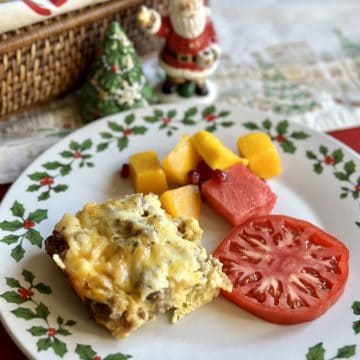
left=0, top=0, right=168, bottom=121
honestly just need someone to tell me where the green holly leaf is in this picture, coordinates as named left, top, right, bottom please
left=154, top=109, right=164, bottom=117
left=290, top=131, right=310, bottom=139
left=353, top=320, right=360, bottom=334
left=11, top=307, right=36, bottom=320
left=23, top=269, right=35, bottom=283
left=276, top=120, right=289, bottom=135
left=28, top=326, right=47, bottom=336
left=60, top=150, right=73, bottom=158
left=340, top=193, right=348, bottom=199
left=0, top=220, right=23, bottom=231
left=28, top=209, right=47, bottom=223
left=75, top=344, right=97, bottom=360
left=117, top=137, right=129, bottom=151
left=280, top=140, right=296, bottom=154
left=57, top=316, right=64, bottom=325
left=28, top=172, right=48, bottom=181
left=319, top=145, right=328, bottom=156
left=185, top=107, right=197, bottom=117
left=38, top=191, right=50, bottom=201
left=182, top=118, right=196, bottom=125
left=37, top=337, right=52, bottom=352
left=69, top=141, right=80, bottom=151
left=100, top=132, right=113, bottom=139
left=27, top=184, right=41, bottom=192
left=81, top=154, right=92, bottom=159
left=104, top=354, right=132, bottom=360
left=131, top=126, right=147, bottom=135
left=313, top=163, right=323, bottom=174
left=344, top=160, right=356, bottom=175
left=332, top=149, right=344, bottom=164
left=25, top=229, right=42, bottom=247
left=60, top=164, right=71, bottom=176
left=306, top=150, right=317, bottom=160
left=124, top=114, right=135, bottom=125
left=35, top=302, right=49, bottom=320
left=167, top=109, right=177, bottom=118
left=53, top=185, right=68, bottom=193
left=86, top=162, right=95, bottom=168
left=352, top=301, right=360, bottom=315
left=334, top=172, right=348, bottom=181
left=57, top=328, right=71, bottom=336
left=42, top=161, right=62, bottom=170
left=10, top=201, right=25, bottom=218
left=80, top=139, right=92, bottom=151
left=65, top=319, right=76, bottom=326
left=34, top=283, right=52, bottom=294
left=218, top=110, right=230, bottom=117
left=52, top=338, right=68, bottom=357
left=353, top=191, right=359, bottom=200
left=262, top=118, right=272, bottom=130
left=356, top=222, right=360, bottom=228
left=108, top=121, right=124, bottom=132
left=203, top=105, right=216, bottom=115
left=11, top=244, right=25, bottom=262
left=205, top=125, right=217, bottom=133
left=1, top=234, right=19, bottom=244
left=243, top=122, right=259, bottom=130
left=166, top=130, right=172, bottom=137
left=335, top=345, right=356, bottom=358
left=143, top=116, right=158, bottom=123
left=221, top=121, right=234, bottom=127
left=306, top=342, right=325, bottom=360
left=97, top=142, right=109, bottom=152
left=6, top=277, right=21, bottom=288
left=0, top=290, right=26, bottom=304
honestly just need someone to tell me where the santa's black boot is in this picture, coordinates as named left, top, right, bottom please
left=195, top=83, right=209, bottom=96
left=161, top=80, right=177, bottom=94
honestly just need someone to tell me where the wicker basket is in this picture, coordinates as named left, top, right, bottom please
left=0, top=0, right=168, bottom=121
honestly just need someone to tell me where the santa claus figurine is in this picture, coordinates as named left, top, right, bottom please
left=137, top=0, right=221, bottom=97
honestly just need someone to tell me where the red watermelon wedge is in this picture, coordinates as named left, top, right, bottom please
left=201, top=163, right=276, bottom=225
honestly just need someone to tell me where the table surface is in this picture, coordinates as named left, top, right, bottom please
left=0, top=125, right=359, bottom=359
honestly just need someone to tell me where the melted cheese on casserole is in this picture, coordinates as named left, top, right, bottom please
left=53, top=194, right=231, bottom=338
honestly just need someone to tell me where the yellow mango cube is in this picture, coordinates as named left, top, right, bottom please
left=237, top=132, right=281, bottom=179
left=160, top=185, right=201, bottom=219
left=162, top=134, right=201, bottom=185
left=129, top=150, right=168, bottom=194
left=191, top=130, right=248, bottom=170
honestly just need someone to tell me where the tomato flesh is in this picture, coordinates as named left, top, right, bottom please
left=213, top=215, right=349, bottom=324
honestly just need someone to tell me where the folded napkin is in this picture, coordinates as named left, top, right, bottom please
left=0, top=0, right=110, bottom=33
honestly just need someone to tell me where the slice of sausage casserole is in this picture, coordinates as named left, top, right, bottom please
left=45, top=193, right=231, bottom=338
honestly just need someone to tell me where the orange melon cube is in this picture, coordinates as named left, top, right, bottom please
left=162, top=134, right=201, bottom=185
left=237, top=132, right=281, bottom=179
left=160, top=185, right=201, bottom=219
left=129, top=150, right=168, bottom=194
left=191, top=130, right=248, bottom=170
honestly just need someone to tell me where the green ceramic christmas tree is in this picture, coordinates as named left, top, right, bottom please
left=81, top=21, right=154, bottom=122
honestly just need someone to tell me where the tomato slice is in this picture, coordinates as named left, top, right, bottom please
left=213, top=215, right=349, bottom=324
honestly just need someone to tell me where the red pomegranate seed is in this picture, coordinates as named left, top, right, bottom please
left=212, top=169, right=228, bottom=183
left=196, top=161, right=213, bottom=182
left=188, top=170, right=200, bottom=185
left=120, top=163, right=130, bottom=178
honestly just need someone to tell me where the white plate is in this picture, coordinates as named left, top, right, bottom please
left=0, top=104, right=359, bottom=360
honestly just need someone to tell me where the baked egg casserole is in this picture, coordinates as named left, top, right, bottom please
left=45, top=193, right=231, bottom=338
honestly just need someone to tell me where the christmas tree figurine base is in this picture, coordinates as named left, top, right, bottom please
left=156, top=79, right=217, bottom=105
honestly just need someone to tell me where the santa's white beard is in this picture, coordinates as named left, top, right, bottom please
left=169, top=8, right=207, bottom=39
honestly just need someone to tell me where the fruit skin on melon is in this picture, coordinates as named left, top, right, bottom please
left=201, top=163, right=276, bottom=226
